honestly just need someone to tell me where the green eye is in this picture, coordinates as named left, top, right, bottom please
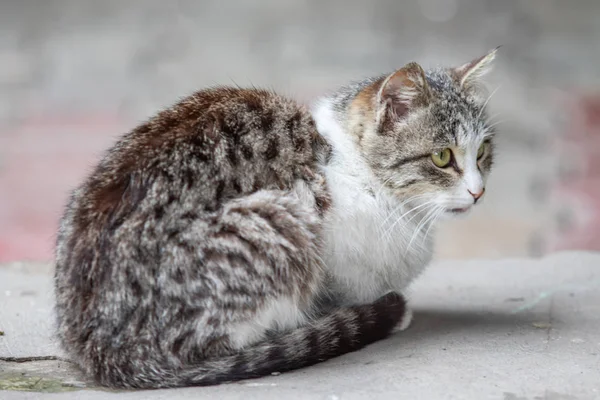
left=431, top=148, right=452, bottom=168
left=477, top=142, right=486, bottom=159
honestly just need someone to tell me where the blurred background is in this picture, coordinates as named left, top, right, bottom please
left=1, top=0, right=599, bottom=263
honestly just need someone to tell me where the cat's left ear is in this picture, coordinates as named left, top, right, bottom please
left=453, top=46, right=500, bottom=88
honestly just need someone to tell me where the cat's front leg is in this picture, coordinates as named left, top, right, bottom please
left=393, top=303, right=413, bottom=332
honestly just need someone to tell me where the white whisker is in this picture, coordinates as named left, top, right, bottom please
left=421, top=207, right=441, bottom=245
left=374, top=176, right=394, bottom=199
left=483, top=119, right=504, bottom=132
left=477, top=85, right=501, bottom=121
left=379, top=193, right=431, bottom=228
left=485, top=112, right=502, bottom=124
left=383, top=200, right=436, bottom=241
left=404, top=205, right=442, bottom=255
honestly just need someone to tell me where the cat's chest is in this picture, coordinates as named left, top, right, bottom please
left=323, top=179, right=431, bottom=264
left=319, top=169, right=433, bottom=302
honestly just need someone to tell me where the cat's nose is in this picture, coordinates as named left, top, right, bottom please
left=468, top=188, right=485, bottom=203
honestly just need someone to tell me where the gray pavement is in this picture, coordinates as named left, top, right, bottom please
left=1, top=252, right=599, bottom=399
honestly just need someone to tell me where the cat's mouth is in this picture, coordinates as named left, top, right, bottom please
left=448, top=207, right=471, bottom=214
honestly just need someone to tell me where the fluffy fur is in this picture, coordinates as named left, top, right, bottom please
left=54, top=49, right=498, bottom=389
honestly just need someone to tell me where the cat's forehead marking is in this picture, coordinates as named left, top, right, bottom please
left=426, top=69, right=487, bottom=147
left=456, top=119, right=486, bottom=147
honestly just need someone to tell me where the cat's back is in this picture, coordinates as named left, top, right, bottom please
left=94, top=87, right=325, bottom=208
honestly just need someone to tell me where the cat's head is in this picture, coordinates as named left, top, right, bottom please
left=353, top=48, right=499, bottom=216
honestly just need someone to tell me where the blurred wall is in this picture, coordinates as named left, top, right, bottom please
left=1, top=0, right=599, bottom=262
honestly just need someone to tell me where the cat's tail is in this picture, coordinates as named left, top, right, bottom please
left=160, top=291, right=405, bottom=388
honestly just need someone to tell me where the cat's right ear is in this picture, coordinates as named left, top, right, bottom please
left=376, top=62, right=431, bottom=133
left=453, top=46, right=499, bottom=89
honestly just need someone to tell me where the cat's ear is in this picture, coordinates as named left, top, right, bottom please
left=376, top=62, right=431, bottom=132
left=453, top=46, right=500, bottom=88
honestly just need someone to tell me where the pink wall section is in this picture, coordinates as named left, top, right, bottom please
left=0, top=114, right=126, bottom=262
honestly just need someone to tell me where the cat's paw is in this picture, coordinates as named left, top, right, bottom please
left=392, top=305, right=413, bottom=333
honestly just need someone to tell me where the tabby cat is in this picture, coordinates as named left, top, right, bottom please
left=54, top=48, right=498, bottom=388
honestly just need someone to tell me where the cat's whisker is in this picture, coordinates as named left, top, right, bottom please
left=421, top=206, right=443, bottom=247
left=379, top=193, right=432, bottom=228
left=477, top=85, right=501, bottom=121
left=387, top=199, right=435, bottom=230
left=383, top=200, right=437, bottom=241
left=374, top=176, right=395, bottom=199
left=415, top=207, right=444, bottom=253
left=403, top=200, right=437, bottom=226
left=404, top=204, right=442, bottom=255
left=419, top=209, right=441, bottom=250
left=421, top=205, right=443, bottom=238
left=485, top=112, right=502, bottom=124
left=403, top=213, right=431, bottom=253
left=483, top=119, right=504, bottom=132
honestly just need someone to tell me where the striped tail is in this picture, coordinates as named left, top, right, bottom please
left=175, top=291, right=406, bottom=387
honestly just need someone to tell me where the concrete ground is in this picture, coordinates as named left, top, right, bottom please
left=1, top=252, right=599, bottom=399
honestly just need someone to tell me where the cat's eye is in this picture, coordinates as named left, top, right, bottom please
left=477, top=142, right=487, bottom=159
left=431, top=148, right=452, bottom=168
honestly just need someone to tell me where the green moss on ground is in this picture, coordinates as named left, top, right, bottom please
left=0, top=375, right=81, bottom=392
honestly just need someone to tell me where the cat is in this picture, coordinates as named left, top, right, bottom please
left=54, top=48, right=498, bottom=389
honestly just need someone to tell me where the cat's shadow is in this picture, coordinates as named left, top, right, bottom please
left=408, top=307, right=529, bottom=333
left=373, top=307, right=533, bottom=351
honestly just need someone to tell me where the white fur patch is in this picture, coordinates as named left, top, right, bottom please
left=228, top=296, right=306, bottom=349
left=311, top=99, right=433, bottom=305
left=392, top=306, right=413, bottom=333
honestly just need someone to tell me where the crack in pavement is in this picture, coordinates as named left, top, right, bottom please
left=0, top=356, right=73, bottom=363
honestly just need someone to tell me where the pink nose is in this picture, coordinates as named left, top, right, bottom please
left=468, top=188, right=485, bottom=203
